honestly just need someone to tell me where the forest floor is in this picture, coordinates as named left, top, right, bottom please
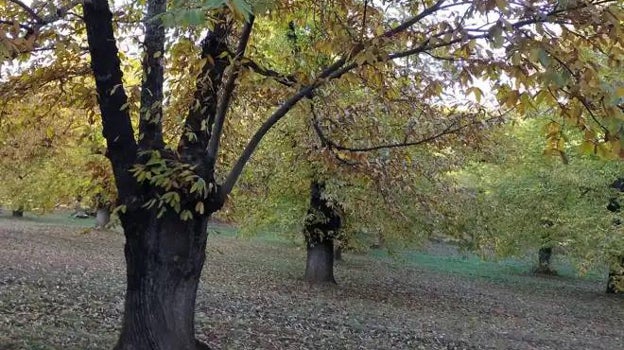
left=0, top=213, right=623, bottom=350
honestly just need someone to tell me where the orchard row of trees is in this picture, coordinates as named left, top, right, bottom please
left=1, top=0, right=623, bottom=349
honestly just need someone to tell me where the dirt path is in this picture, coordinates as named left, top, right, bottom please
left=0, top=218, right=623, bottom=349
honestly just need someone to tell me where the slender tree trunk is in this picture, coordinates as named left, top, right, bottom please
left=114, top=209, right=211, bottom=350
left=606, top=256, right=624, bottom=294
left=303, top=180, right=341, bottom=283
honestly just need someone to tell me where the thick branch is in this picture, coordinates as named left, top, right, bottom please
left=206, top=16, right=255, bottom=171
left=83, top=0, right=137, bottom=201
left=177, top=16, right=230, bottom=173
left=138, top=0, right=166, bottom=151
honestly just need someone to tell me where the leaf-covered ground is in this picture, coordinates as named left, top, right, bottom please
left=1, top=214, right=623, bottom=349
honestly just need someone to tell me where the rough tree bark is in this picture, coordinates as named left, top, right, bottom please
left=303, top=180, right=342, bottom=283
left=115, top=209, right=213, bottom=350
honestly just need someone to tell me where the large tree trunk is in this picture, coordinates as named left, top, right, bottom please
left=606, top=256, right=624, bottom=294
left=115, top=209, right=211, bottom=350
left=303, top=180, right=341, bottom=284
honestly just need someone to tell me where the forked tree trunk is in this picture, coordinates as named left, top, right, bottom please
left=82, top=0, right=223, bottom=348
left=606, top=256, right=624, bottom=294
left=115, top=209, right=211, bottom=350
left=303, top=180, right=341, bottom=284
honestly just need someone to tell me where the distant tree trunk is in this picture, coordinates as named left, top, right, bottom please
left=334, top=244, right=343, bottom=261
left=12, top=207, right=23, bottom=217
left=95, top=207, right=111, bottom=229
left=370, top=230, right=385, bottom=249
left=114, top=209, right=213, bottom=350
left=305, top=236, right=335, bottom=283
left=303, top=180, right=341, bottom=284
left=535, top=246, right=556, bottom=275
left=606, top=179, right=624, bottom=293
left=606, top=256, right=624, bottom=294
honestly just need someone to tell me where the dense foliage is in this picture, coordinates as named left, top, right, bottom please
left=447, top=117, right=624, bottom=278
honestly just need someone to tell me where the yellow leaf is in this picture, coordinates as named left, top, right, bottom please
left=579, top=141, right=595, bottom=154
left=466, top=87, right=483, bottom=103
left=195, top=201, right=204, bottom=214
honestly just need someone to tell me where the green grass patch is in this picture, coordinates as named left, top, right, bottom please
left=0, top=210, right=96, bottom=228
left=371, top=248, right=606, bottom=284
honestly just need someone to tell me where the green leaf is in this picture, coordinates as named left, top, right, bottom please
left=227, top=0, right=253, bottom=21
left=184, top=10, right=205, bottom=26
left=537, top=49, right=550, bottom=68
